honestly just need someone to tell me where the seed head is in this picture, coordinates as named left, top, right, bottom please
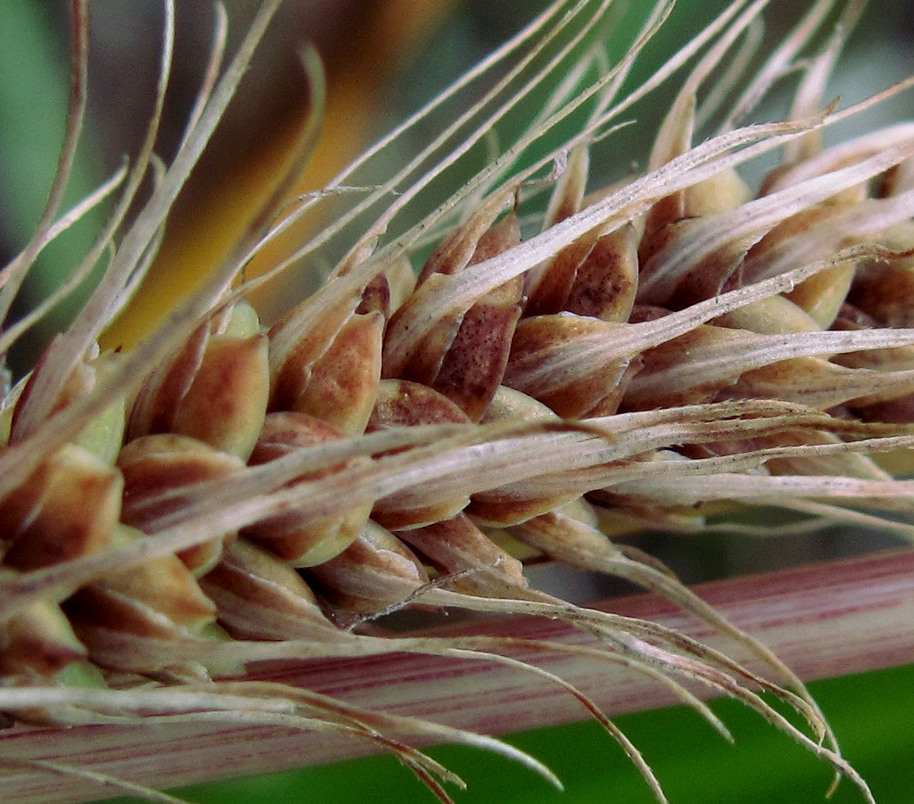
left=1, top=1, right=913, bottom=802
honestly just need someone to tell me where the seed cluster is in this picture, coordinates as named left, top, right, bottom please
left=4, top=98, right=914, bottom=700
left=1, top=1, right=913, bottom=800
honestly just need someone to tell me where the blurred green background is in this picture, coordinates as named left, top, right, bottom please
left=1, top=1, right=912, bottom=802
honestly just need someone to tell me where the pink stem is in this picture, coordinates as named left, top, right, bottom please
left=4, top=547, right=914, bottom=803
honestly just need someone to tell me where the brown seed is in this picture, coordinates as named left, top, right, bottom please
left=385, top=201, right=523, bottom=421
left=268, top=284, right=363, bottom=414
left=283, top=310, right=384, bottom=435
left=0, top=444, right=121, bottom=571
left=427, top=281, right=523, bottom=421
left=369, top=378, right=471, bottom=431
left=63, top=583, right=217, bottom=676
left=470, top=385, right=587, bottom=524
left=97, top=524, right=219, bottom=631
left=305, top=520, right=429, bottom=620
left=564, top=224, right=639, bottom=322
left=129, top=306, right=269, bottom=460
left=118, top=433, right=246, bottom=574
left=504, top=314, right=637, bottom=417
left=368, top=380, right=473, bottom=529
left=244, top=412, right=373, bottom=566
left=198, top=539, right=336, bottom=641
left=525, top=229, right=601, bottom=317
left=172, top=333, right=270, bottom=459
left=0, top=596, right=88, bottom=678
left=396, top=513, right=528, bottom=597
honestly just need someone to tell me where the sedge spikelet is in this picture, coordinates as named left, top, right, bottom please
left=1, top=1, right=914, bottom=801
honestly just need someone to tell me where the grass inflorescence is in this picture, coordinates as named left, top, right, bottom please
left=2, top=1, right=914, bottom=802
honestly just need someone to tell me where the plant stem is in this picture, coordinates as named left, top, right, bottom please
left=3, top=546, right=913, bottom=803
